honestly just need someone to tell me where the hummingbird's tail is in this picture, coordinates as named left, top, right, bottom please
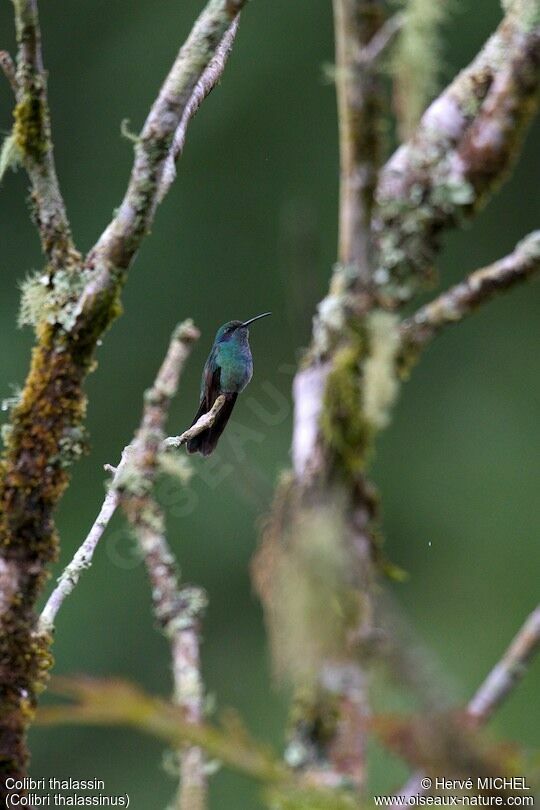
left=186, top=393, right=238, bottom=456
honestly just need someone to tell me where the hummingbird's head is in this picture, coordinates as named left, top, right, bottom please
left=215, top=313, right=271, bottom=344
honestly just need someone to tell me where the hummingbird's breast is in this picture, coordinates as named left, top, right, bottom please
left=218, top=341, right=253, bottom=393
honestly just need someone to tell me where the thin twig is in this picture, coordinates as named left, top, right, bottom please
left=0, top=50, right=18, bottom=94
left=468, top=604, right=540, bottom=725
left=37, top=460, right=123, bottom=636
left=400, top=231, right=540, bottom=353
left=163, top=395, right=226, bottom=449
left=158, top=19, right=240, bottom=202
left=357, top=12, right=404, bottom=65
left=392, top=605, right=540, bottom=805
left=77, top=1, right=248, bottom=329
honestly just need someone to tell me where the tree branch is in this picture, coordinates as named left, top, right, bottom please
left=37, top=678, right=289, bottom=788
left=0, top=50, right=18, bottom=94
left=163, top=395, right=227, bottom=449
left=0, top=2, right=248, bottom=793
left=115, top=320, right=210, bottom=809
left=357, top=12, right=404, bottom=66
left=333, top=0, right=386, bottom=277
left=76, top=0, right=247, bottom=331
left=158, top=18, right=240, bottom=202
left=468, top=604, right=540, bottom=726
left=11, top=0, right=79, bottom=271
left=36, top=678, right=363, bottom=809
left=36, top=463, right=122, bottom=636
left=373, top=0, right=540, bottom=304
left=255, top=3, right=395, bottom=794
left=400, top=230, right=540, bottom=355
left=392, top=604, right=540, bottom=805
left=37, top=318, right=200, bottom=638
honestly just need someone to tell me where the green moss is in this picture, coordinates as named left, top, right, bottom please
left=14, top=92, right=47, bottom=161
left=321, top=343, right=374, bottom=476
left=286, top=686, right=340, bottom=767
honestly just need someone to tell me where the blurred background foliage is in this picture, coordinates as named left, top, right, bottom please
left=0, top=1, right=539, bottom=807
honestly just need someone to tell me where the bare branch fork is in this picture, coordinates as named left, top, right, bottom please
left=0, top=0, right=248, bottom=794
left=38, top=389, right=224, bottom=636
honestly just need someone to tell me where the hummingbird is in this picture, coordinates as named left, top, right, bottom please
left=186, top=313, right=272, bottom=456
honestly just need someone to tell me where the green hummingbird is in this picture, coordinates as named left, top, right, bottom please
left=186, top=313, right=272, bottom=456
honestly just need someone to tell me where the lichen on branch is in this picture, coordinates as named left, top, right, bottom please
left=373, top=0, right=540, bottom=305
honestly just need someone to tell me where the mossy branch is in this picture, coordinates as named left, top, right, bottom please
left=36, top=677, right=363, bottom=809
left=258, top=2, right=398, bottom=794
left=373, top=0, right=540, bottom=304
left=11, top=0, right=79, bottom=272
left=0, top=0, right=249, bottom=797
left=332, top=0, right=386, bottom=276
left=400, top=230, right=540, bottom=358
left=37, top=677, right=289, bottom=787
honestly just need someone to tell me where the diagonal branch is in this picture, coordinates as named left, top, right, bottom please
left=468, top=603, right=540, bottom=725
left=37, top=678, right=289, bottom=788
left=392, top=604, right=540, bottom=805
left=37, top=319, right=200, bottom=638
left=11, top=0, right=79, bottom=271
left=77, top=0, right=247, bottom=330
left=158, top=18, right=240, bottom=202
left=400, top=230, right=540, bottom=355
left=35, top=678, right=363, bottom=808
left=37, top=463, right=122, bottom=636
left=373, top=0, right=540, bottom=305
left=163, top=395, right=226, bottom=449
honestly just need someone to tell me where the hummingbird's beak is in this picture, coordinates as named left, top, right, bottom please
left=242, top=312, right=272, bottom=327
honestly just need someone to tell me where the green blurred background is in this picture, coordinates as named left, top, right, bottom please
left=0, top=1, right=539, bottom=807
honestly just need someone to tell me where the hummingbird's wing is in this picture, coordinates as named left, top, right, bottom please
left=203, top=352, right=221, bottom=409
left=189, top=345, right=222, bottom=430
left=186, top=359, right=238, bottom=456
